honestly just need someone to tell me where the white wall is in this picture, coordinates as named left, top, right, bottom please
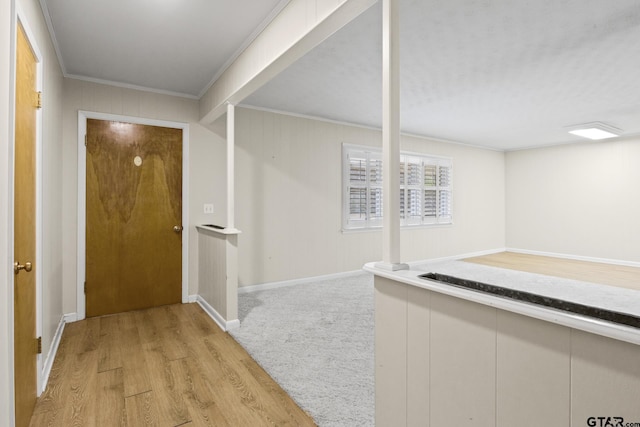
left=506, top=137, right=640, bottom=263
left=234, top=108, right=506, bottom=286
left=61, top=78, right=226, bottom=315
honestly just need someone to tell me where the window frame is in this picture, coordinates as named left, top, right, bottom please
left=342, top=143, right=453, bottom=231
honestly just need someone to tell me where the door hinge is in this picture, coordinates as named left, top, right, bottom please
left=36, top=91, right=42, bottom=109
left=84, top=281, right=87, bottom=294
left=84, top=134, right=87, bottom=147
left=36, top=336, right=42, bottom=354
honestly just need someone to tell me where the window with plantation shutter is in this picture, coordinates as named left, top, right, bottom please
left=343, top=144, right=453, bottom=230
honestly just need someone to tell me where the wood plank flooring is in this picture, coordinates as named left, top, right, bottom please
left=464, top=251, right=640, bottom=291
left=30, top=303, right=316, bottom=427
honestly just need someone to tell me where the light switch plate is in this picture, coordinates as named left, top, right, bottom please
left=204, top=203, right=214, bottom=214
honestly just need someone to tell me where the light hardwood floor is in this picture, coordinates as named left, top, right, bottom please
left=30, top=303, right=316, bottom=427
left=464, top=251, right=640, bottom=291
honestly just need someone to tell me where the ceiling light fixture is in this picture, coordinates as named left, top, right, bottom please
left=567, top=122, right=622, bottom=140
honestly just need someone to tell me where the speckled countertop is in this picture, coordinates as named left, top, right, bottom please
left=414, top=260, right=640, bottom=317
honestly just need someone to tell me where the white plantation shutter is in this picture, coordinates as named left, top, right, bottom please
left=439, top=190, right=452, bottom=220
left=369, top=187, right=383, bottom=223
left=345, top=149, right=385, bottom=228
left=424, top=189, right=437, bottom=218
left=349, top=187, right=367, bottom=220
left=347, top=152, right=367, bottom=227
left=369, top=158, right=383, bottom=184
left=424, top=164, right=437, bottom=186
left=436, top=161, right=452, bottom=223
left=368, top=154, right=383, bottom=226
left=403, top=156, right=423, bottom=225
left=343, top=144, right=452, bottom=229
left=423, top=163, right=438, bottom=222
left=422, top=158, right=452, bottom=224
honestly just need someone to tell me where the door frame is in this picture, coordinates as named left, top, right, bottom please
left=76, top=111, right=190, bottom=320
left=10, top=2, right=45, bottom=411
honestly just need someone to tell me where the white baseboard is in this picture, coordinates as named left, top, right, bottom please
left=63, top=312, right=78, bottom=323
left=187, top=294, right=198, bottom=303
left=238, top=270, right=365, bottom=294
left=238, top=250, right=507, bottom=294
left=506, top=247, right=640, bottom=268
left=226, top=319, right=240, bottom=331
left=41, top=315, right=65, bottom=393
left=406, top=248, right=507, bottom=266
left=195, top=296, right=238, bottom=332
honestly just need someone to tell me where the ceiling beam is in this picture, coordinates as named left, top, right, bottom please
left=199, top=0, right=377, bottom=125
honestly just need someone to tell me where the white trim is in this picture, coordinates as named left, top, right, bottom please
left=187, top=295, right=198, bottom=303
left=195, top=225, right=242, bottom=236
left=65, top=75, right=199, bottom=100
left=63, top=313, right=78, bottom=323
left=36, top=0, right=65, bottom=75
left=40, top=316, right=64, bottom=393
left=501, top=134, right=640, bottom=153
left=374, top=261, right=409, bottom=271
left=226, top=103, right=235, bottom=229
left=76, top=113, right=85, bottom=319
left=16, top=6, right=45, bottom=398
left=238, top=103, right=387, bottom=132
left=405, top=248, right=507, bottom=267
left=343, top=142, right=455, bottom=162
left=238, top=270, right=366, bottom=294
left=5, top=3, right=17, bottom=426
left=341, top=223, right=455, bottom=234
left=381, top=0, right=401, bottom=265
left=226, top=319, right=240, bottom=331
left=237, top=103, right=506, bottom=152
left=506, top=248, right=640, bottom=269
left=76, top=111, right=190, bottom=320
left=195, top=297, right=240, bottom=331
left=181, top=126, right=190, bottom=305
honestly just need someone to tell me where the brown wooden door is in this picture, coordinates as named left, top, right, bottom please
left=85, top=119, right=183, bottom=317
left=14, top=23, right=38, bottom=427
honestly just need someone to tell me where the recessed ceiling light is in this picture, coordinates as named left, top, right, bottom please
left=567, top=122, right=622, bottom=140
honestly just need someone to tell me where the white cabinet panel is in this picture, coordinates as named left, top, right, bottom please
left=496, top=311, right=571, bottom=427
left=430, top=293, right=496, bottom=427
left=375, top=276, right=408, bottom=426
left=571, top=330, right=640, bottom=426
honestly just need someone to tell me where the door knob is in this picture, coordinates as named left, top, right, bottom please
left=173, top=225, right=183, bottom=233
left=14, top=261, right=32, bottom=274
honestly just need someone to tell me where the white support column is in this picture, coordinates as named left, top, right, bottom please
left=377, top=0, right=408, bottom=271
left=226, top=102, right=236, bottom=231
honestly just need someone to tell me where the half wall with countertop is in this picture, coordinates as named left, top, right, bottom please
left=368, top=264, right=640, bottom=427
left=196, top=225, right=240, bottom=331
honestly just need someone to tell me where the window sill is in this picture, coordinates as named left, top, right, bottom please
left=341, top=222, right=454, bottom=234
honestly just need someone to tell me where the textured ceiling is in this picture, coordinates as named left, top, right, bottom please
left=244, top=0, right=640, bottom=150
left=41, top=0, right=640, bottom=150
left=41, top=0, right=287, bottom=97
